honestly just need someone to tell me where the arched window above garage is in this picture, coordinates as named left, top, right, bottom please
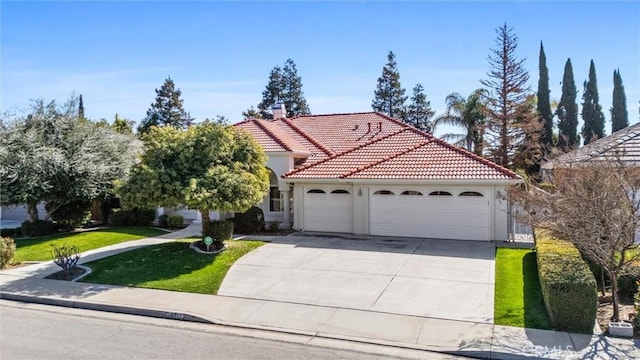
left=373, top=190, right=395, bottom=195
left=307, top=189, right=326, bottom=194
left=428, top=191, right=452, bottom=196
left=459, top=191, right=484, bottom=197
left=401, top=190, right=423, bottom=196
left=331, top=189, right=350, bottom=194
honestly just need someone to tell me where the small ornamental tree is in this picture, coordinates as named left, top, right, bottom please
left=510, top=160, right=640, bottom=322
left=118, top=121, right=270, bottom=241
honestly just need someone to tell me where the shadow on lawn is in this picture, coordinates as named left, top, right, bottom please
left=15, top=227, right=166, bottom=248
left=522, top=251, right=552, bottom=329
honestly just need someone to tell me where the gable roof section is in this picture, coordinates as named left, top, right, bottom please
left=283, top=128, right=518, bottom=180
left=543, top=122, right=640, bottom=169
left=235, top=119, right=309, bottom=153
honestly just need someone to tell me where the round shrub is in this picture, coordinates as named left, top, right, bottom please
left=21, top=220, right=56, bottom=237
left=110, top=209, right=136, bottom=226
left=617, top=265, right=640, bottom=298
left=167, top=215, right=184, bottom=229
left=134, top=208, right=156, bottom=226
left=234, top=207, right=265, bottom=234
left=158, top=214, right=169, bottom=228
left=203, top=220, right=234, bottom=246
left=0, top=236, right=16, bottom=269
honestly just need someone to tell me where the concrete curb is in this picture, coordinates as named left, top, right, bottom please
left=0, top=292, right=213, bottom=324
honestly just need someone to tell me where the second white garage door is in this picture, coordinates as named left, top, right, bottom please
left=303, top=186, right=353, bottom=233
left=369, top=187, right=490, bottom=241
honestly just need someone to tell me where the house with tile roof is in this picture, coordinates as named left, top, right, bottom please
left=542, top=122, right=640, bottom=177
left=232, top=105, right=520, bottom=241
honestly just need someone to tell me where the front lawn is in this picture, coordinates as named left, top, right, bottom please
left=14, top=227, right=168, bottom=262
left=80, top=240, right=265, bottom=294
left=494, top=248, right=552, bottom=329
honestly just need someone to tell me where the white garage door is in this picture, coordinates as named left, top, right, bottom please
left=303, top=186, right=353, bottom=233
left=369, top=188, right=490, bottom=241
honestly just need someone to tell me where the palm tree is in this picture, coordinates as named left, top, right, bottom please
left=433, top=89, right=488, bottom=156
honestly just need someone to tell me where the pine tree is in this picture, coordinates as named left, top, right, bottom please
left=480, top=23, right=531, bottom=168
left=557, top=59, right=579, bottom=151
left=257, top=59, right=310, bottom=119
left=403, top=84, right=435, bottom=133
left=242, top=106, right=263, bottom=119
left=78, top=94, right=85, bottom=120
left=372, top=51, right=407, bottom=118
left=581, top=60, right=605, bottom=145
left=537, top=43, right=553, bottom=152
left=611, top=69, right=629, bottom=132
left=137, top=76, right=194, bottom=134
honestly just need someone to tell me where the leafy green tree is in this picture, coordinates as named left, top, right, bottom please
left=138, top=76, right=194, bottom=134
left=372, top=51, right=407, bottom=118
left=78, top=94, right=86, bottom=120
left=557, top=58, right=579, bottom=151
left=0, top=97, right=140, bottom=222
left=112, top=114, right=133, bottom=134
left=611, top=69, right=629, bottom=132
left=433, top=89, right=488, bottom=156
left=118, top=122, right=270, bottom=235
left=403, top=84, right=435, bottom=133
left=537, top=43, right=554, bottom=152
left=257, top=59, right=310, bottom=119
left=480, top=23, right=531, bottom=168
left=581, top=60, right=605, bottom=145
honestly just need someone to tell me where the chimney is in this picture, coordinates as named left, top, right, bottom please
left=272, top=104, right=286, bottom=119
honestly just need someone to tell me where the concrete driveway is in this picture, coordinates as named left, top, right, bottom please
left=218, top=235, right=495, bottom=323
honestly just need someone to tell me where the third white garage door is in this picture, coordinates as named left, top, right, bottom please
left=369, top=187, right=490, bottom=241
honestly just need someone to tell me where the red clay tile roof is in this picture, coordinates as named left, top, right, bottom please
left=235, top=119, right=309, bottom=153
left=235, top=112, right=518, bottom=181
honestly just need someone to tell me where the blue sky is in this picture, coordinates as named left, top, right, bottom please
left=2, top=1, right=638, bottom=137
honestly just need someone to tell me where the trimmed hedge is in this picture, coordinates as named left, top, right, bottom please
left=167, top=215, right=184, bottom=229
left=110, top=208, right=156, bottom=226
left=536, top=233, right=597, bottom=333
left=234, top=207, right=264, bottom=234
left=21, top=220, right=57, bottom=237
left=47, top=201, right=92, bottom=230
left=203, top=220, right=234, bottom=245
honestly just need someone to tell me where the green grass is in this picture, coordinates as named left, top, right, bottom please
left=494, top=248, right=552, bottom=329
left=14, top=227, right=168, bottom=262
left=80, top=240, right=265, bottom=294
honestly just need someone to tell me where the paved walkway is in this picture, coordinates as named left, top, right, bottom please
left=1, top=228, right=638, bottom=359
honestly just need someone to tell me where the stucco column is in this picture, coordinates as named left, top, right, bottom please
left=282, top=189, right=291, bottom=229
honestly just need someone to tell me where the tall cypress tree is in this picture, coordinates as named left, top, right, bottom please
left=557, top=59, right=579, bottom=151
left=403, top=83, right=435, bottom=133
left=611, top=69, right=629, bottom=132
left=537, top=43, right=553, bottom=151
left=372, top=51, right=407, bottom=118
left=257, top=59, right=310, bottom=119
left=581, top=60, right=605, bottom=145
left=78, top=94, right=86, bottom=120
left=138, top=77, right=194, bottom=134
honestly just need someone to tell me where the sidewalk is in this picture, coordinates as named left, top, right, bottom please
left=1, top=226, right=638, bottom=359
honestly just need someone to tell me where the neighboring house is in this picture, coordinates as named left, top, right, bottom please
left=541, top=122, right=640, bottom=179
left=231, top=105, right=520, bottom=241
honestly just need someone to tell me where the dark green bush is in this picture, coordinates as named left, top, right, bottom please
left=47, top=201, right=92, bottom=230
left=135, top=209, right=156, bottom=226
left=536, top=233, right=597, bottom=333
left=0, top=228, right=22, bottom=238
left=110, top=208, right=156, bottom=226
left=234, top=207, right=264, bottom=234
left=617, top=265, right=640, bottom=298
left=203, top=220, right=234, bottom=245
left=167, top=215, right=184, bottom=229
left=0, top=237, right=16, bottom=269
left=21, top=220, right=57, bottom=237
left=158, top=214, right=169, bottom=228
